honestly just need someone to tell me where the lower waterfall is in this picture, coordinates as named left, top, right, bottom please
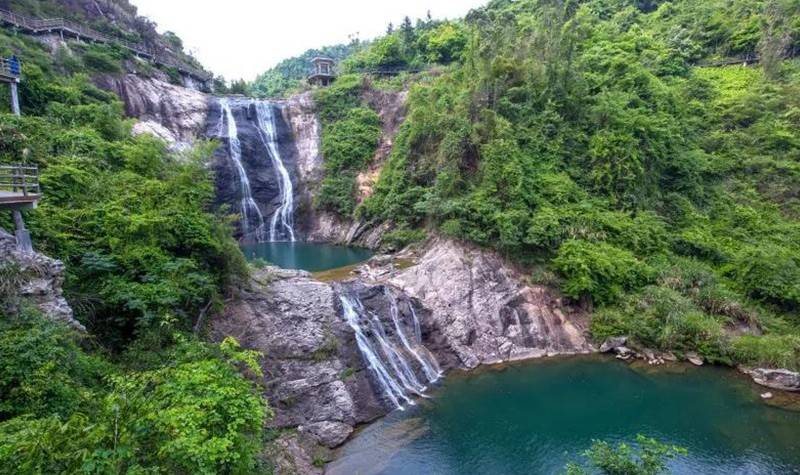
left=338, top=287, right=441, bottom=410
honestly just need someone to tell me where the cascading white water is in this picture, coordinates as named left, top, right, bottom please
left=254, top=102, right=296, bottom=242
left=218, top=98, right=265, bottom=241
left=387, top=289, right=443, bottom=382
left=338, top=290, right=441, bottom=410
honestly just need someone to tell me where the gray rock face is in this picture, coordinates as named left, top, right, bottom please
left=744, top=368, right=800, bottom=392
left=94, top=74, right=209, bottom=148
left=211, top=238, right=595, bottom=470
left=385, top=239, right=594, bottom=368
left=0, top=229, right=83, bottom=331
left=211, top=269, right=390, bottom=450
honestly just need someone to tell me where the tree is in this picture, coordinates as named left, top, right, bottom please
left=758, top=0, right=796, bottom=79
left=564, top=435, right=687, bottom=475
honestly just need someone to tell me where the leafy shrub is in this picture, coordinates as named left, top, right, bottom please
left=81, top=48, right=122, bottom=74
left=731, top=335, right=800, bottom=370
left=315, top=96, right=381, bottom=217
left=553, top=240, right=651, bottom=305
left=565, top=435, right=687, bottom=475
left=382, top=227, right=426, bottom=251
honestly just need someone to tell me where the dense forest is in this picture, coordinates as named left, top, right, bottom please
left=0, top=3, right=270, bottom=473
left=1, top=0, right=799, bottom=473
left=298, top=0, right=800, bottom=371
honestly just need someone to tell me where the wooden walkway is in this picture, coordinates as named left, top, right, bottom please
left=0, top=8, right=211, bottom=82
left=0, top=164, right=40, bottom=209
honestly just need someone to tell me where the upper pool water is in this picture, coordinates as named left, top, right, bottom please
left=240, top=241, right=373, bottom=272
left=328, top=356, right=800, bottom=475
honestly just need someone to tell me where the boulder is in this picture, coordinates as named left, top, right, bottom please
left=686, top=352, right=704, bottom=366
left=0, top=229, right=83, bottom=331
left=600, top=336, right=628, bottom=353
left=744, top=368, right=800, bottom=392
left=301, top=421, right=354, bottom=448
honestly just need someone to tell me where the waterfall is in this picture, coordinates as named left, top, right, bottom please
left=254, top=102, right=296, bottom=242
left=338, top=289, right=441, bottom=410
left=386, top=289, right=442, bottom=382
left=217, top=98, right=265, bottom=241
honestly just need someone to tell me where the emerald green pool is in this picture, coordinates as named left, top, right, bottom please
left=328, top=357, right=800, bottom=475
left=240, top=242, right=373, bottom=272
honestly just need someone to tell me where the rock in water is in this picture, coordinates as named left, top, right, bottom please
left=745, top=368, right=800, bottom=392
left=600, top=336, right=628, bottom=353
left=686, top=352, right=704, bottom=366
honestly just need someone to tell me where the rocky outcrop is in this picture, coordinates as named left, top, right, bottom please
left=211, top=268, right=450, bottom=458
left=356, top=88, right=408, bottom=202
left=0, top=229, right=83, bottom=331
left=743, top=368, right=800, bottom=392
left=94, top=74, right=210, bottom=148
left=378, top=238, right=594, bottom=368
left=284, top=92, right=323, bottom=187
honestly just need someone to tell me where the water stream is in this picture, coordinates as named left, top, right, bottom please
left=216, top=98, right=296, bottom=242
left=254, top=102, right=296, bottom=242
left=217, top=97, right=265, bottom=241
left=338, top=289, right=442, bottom=410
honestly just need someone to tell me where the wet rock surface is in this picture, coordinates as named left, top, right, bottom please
left=211, top=238, right=594, bottom=472
left=206, top=98, right=301, bottom=239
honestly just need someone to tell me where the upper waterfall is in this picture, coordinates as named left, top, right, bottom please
left=211, top=97, right=297, bottom=242
left=217, top=97, right=266, bottom=241
left=255, top=102, right=296, bottom=242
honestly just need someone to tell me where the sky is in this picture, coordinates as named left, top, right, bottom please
left=130, top=0, right=488, bottom=81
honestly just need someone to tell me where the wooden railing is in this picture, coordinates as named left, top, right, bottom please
left=0, top=164, right=40, bottom=196
left=0, top=8, right=211, bottom=81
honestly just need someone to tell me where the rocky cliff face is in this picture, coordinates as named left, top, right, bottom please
left=210, top=237, right=590, bottom=473
left=285, top=88, right=408, bottom=248
left=0, top=229, right=82, bottom=331
left=95, top=74, right=210, bottom=149
left=378, top=238, right=593, bottom=367
left=212, top=266, right=455, bottom=473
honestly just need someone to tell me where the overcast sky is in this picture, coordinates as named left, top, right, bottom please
left=129, top=0, right=487, bottom=81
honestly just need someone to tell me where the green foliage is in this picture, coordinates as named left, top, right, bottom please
left=313, top=78, right=382, bottom=217
left=554, top=240, right=651, bottom=305
left=358, top=0, right=800, bottom=368
left=342, top=17, right=466, bottom=73
left=0, top=8, right=266, bottom=473
left=731, top=334, right=800, bottom=369
left=382, top=227, right=427, bottom=251
left=250, top=42, right=363, bottom=98
left=565, top=435, right=687, bottom=475
left=0, top=312, right=268, bottom=475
